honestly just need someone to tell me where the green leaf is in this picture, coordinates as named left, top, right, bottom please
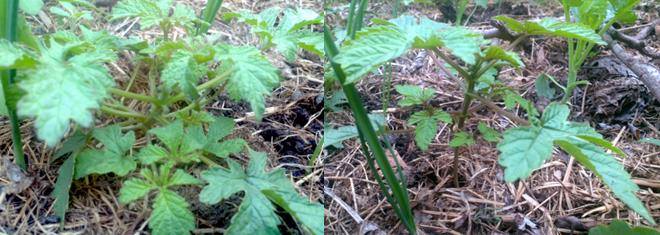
left=118, top=177, right=155, bottom=204
left=203, top=116, right=245, bottom=158
left=199, top=151, right=323, bottom=234
left=395, top=85, right=436, bottom=107
left=162, top=50, right=201, bottom=100
left=409, top=110, right=452, bottom=151
left=483, top=45, right=524, bottom=68
left=436, top=26, right=485, bottom=64
left=137, top=145, right=170, bottom=164
left=535, top=73, right=556, bottom=99
left=640, top=138, right=660, bottom=146
left=75, top=125, right=136, bottom=178
left=168, top=169, right=202, bottom=186
left=324, top=125, right=358, bottom=149
left=589, top=220, right=659, bottom=235
left=478, top=122, right=500, bottom=143
left=205, top=139, right=246, bottom=158
left=150, top=190, right=196, bottom=235
left=563, top=138, right=655, bottom=225
left=0, top=39, right=37, bottom=70
left=19, top=0, right=44, bottom=15
left=112, top=0, right=166, bottom=29
left=335, top=25, right=410, bottom=84
left=149, top=120, right=185, bottom=152
left=495, top=16, right=606, bottom=45
left=498, top=103, right=655, bottom=225
left=450, top=131, right=475, bottom=147
left=608, top=0, right=639, bottom=24
left=17, top=40, right=114, bottom=146
left=215, top=45, right=280, bottom=120
left=0, top=83, right=7, bottom=116
left=52, top=154, right=75, bottom=225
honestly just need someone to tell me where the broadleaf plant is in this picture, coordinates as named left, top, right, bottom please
left=1, top=0, right=324, bottom=233
left=328, top=4, right=656, bottom=227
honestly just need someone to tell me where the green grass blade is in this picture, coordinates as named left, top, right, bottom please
left=196, top=0, right=224, bottom=36
left=324, top=25, right=417, bottom=234
left=1, top=0, right=26, bottom=170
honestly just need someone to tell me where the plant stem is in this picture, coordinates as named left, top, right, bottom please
left=100, top=105, right=148, bottom=120
left=109, top=88, right=160, bottom=104
left=1, top=0, right=26, bottom=170
left=166, top=68, right=233, bottom=104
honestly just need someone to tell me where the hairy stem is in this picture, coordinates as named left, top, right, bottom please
left=100, top=105, right=148, bottom=120
left=110, top=88, right=160, bottom=104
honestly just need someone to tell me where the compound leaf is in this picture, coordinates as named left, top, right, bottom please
left=150, top=190, right=196, bottom=235
left=17, top=40, right=114, bottom=146
left=168, top=169, right=202, bottom=187
left=112, top=0, right=166, bottom=29
left=449, top=131, right=475, bottom=147
left=199, top=151, right=323, bottom=234
left=478, top=122, right=501, bottom=143
left=395, top=85, right=435, bottom=107
left=215, top=45, right=280, bottom=120
left=75, top=125, right=136, bottom=179
left=162, top=50, right=201, bottom=100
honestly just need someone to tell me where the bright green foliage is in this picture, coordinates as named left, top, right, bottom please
left=503, top=90, right=540, bottom=122
left=16, top=40, right=115, bottom=146
left=161, top=50, right=203, bottom=100
left=589, top=220, right=659, bottom=235
left=0, top=83, right=7, bottom=116
left=226, top=7, right=323, bottom=61
left=335, top=15, right=484, bottom=83
left=571, top=0, right=639, bottom=28
left=395, top=85, right=435, bottom=106
left=118, top=177, right=154, bottom=203
left=199, top=150, right=324, bottom=235
left=140, top=118, right=245, bottom=164
left=408, top=110, right=452, bottom=151
left=325, top=125, right=359, bottom=149
left=483, top=45, right=524, bottom=68
left=0, top=39, right=36, bottom=69
left=494, top=16, right=606, bottom=45
left=215, top=45, right=280, bottom=120
left=478, top=122, right=500, bottom=143
left=75, top=125, right=136, bottom=179
left=449, top=131, right=475, bottom=147
left=112, top=0, right=197, bottom=32
left=119, top=166, right=200, bottom=235
left=150, top=190, right=197, bottom=235
left=498, top=103, right=655, bottom=224
left=334, top=25, right=409, bottom=84
left=19, top=0, right=44, bottom=15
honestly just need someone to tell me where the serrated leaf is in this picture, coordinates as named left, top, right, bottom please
left=562, top=138, right=654, bottom=224
left=215, top=45, right=280, bottom=120
left=119, top=178, right=155, bottom=204
left=199, top=151, right=323, bottom=234
left=52, top=155, right=75, bottom=225
left=478, top=122, right=501, bottom=143
left=162, top=50, right=201, bottom=100
left=17, top=40, right=114, bottom=146
left=608, top=0, right=639, bottom=24
left=483, top=45, right=524, bottom=67
left=205, top=139, right=246, bottom=158
left=498, top=103, right=655, bottom=225
left=150, top=190, right=196, bottom=235
left=324, top=125, right=358, bottom=149
left=112, top=0, right=165, bottom=29
left=169, top=169, right=202, bottom=186
left=262, top=188, right=325, bottom=235
left=335, top=25, right=410, bottom=84
left=495, top=16, right=606, bottom=45
left=395, top=85, right=436, bottom=107
left=149, top=120, right=185, bottom=152
left=19, top=0, right=44, bottom=15
left=436, top=26, right=485, bottom=64
left=137, top=144, right=170, bottom=164
left=450, top=131, right=475, bottom=147
left=75, top=126, right=136, bottom=179
left=409, top=110, right=451, bottom=151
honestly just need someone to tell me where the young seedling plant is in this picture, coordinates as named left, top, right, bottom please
left=0, top=0, right=324, bottom=234
left=330, top=0, right=655, bottom=229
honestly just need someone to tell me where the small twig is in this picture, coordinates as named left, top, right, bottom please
left=608, top=27, right=660, bottom=59
left=603, top=33, right=660, bottom=101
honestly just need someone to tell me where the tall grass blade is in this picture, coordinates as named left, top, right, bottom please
left=324, top=25, right=417, bottom=234
left=196, top=0, right=224, bottom=36
left=1, top=0, right=27, bottom=170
